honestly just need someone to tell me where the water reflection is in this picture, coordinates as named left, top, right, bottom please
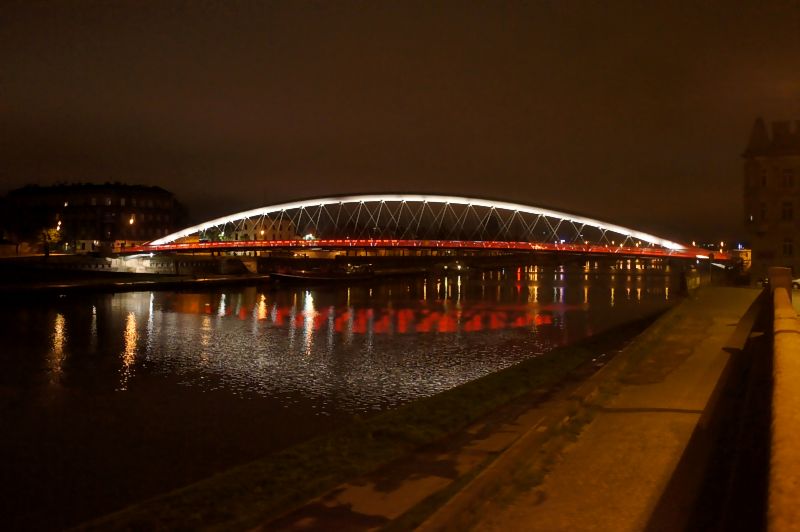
left=0, top=264, right=682, bottom=530
left=90, top=305, right=97, bottom=353
left=49, top=313, right=66, bottom=382
left=118, top=312, right=138, bottom=391
left=64, top=268, right=670, bottom=411
left=12, top=267, right=679, bottom=416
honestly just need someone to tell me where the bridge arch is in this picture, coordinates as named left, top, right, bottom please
left=151, top=194, right=686, bottom=252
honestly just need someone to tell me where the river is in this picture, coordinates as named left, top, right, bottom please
left=0, top=262, right=678, bottom=529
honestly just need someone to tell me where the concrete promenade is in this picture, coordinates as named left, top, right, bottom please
left=426, top=287, right=759, bottom=531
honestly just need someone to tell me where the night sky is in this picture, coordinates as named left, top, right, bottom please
left=2, top=1, right=799, bottom=242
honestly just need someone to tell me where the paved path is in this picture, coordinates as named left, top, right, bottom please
left=466, top=287, right=759, bottom=532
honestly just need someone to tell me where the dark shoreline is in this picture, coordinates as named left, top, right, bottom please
left=0, top=273, right=273, bottom=296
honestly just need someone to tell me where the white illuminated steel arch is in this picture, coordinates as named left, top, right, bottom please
left=150, top=194, right=686, bottom=251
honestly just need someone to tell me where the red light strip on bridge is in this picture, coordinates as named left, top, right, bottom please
left=126, top=239, right=730, bottom=260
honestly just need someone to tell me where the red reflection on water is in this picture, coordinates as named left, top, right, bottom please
left=166, top=294, right=557, bottom=335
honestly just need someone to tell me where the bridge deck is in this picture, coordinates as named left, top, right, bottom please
left=126, top=238, right=729, bottom=261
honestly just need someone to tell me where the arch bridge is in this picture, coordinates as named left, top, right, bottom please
left=127, top=194, right=725, bottom=260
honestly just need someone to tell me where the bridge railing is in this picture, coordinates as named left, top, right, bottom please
left=125, top=238, right=730, bottom=261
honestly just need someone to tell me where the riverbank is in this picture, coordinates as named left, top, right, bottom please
left=78, top=313, right=662, bottom=531
left=0, top=272, right=272, bottom=295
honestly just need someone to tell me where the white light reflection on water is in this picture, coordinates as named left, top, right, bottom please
left=218, top=293, right=227, bottom=318
left=90, top=305, right=97, bottom=353
left=303, top=291, right=316, bottom=355
left=146, top=294, right=154, bottom=358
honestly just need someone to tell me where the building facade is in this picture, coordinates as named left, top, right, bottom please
left=236, top=218, right=297, bottom=241
left=5, top=183, right=183, bottom=253
left=743, top=118, right=800, bottom=279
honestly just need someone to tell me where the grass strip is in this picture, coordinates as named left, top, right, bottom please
left=78, top=315, right=660, bottom=531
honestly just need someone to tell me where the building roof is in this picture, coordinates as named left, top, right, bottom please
left=744, top=117, right=800, bottom=157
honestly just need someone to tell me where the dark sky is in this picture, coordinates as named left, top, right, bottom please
left=2, top=1, right=799, bottom=242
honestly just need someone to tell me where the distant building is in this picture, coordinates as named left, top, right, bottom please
left=4, top=183, right=184, bottom=253
left=236, top=218, right=298, bottom=241
left=730, top=247, right=752, bottom=272
left=743, top=118, right=800, bottom=278
left=174, top=218, right=298, bottom=246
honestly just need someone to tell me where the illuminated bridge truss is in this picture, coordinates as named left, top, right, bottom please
left=138, top=194, right=717, bottom=259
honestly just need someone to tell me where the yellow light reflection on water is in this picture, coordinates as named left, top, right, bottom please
left=200, top=314, right=211, bottom=349
left=49, top=313, right=66, bottom=381
left=118, top=312, right=138, bottom=391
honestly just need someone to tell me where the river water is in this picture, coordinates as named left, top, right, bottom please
left=0, top=263, right=678, bottom=529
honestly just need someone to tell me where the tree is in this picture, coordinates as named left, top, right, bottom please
left=39, top=228, right=62, bottom=257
